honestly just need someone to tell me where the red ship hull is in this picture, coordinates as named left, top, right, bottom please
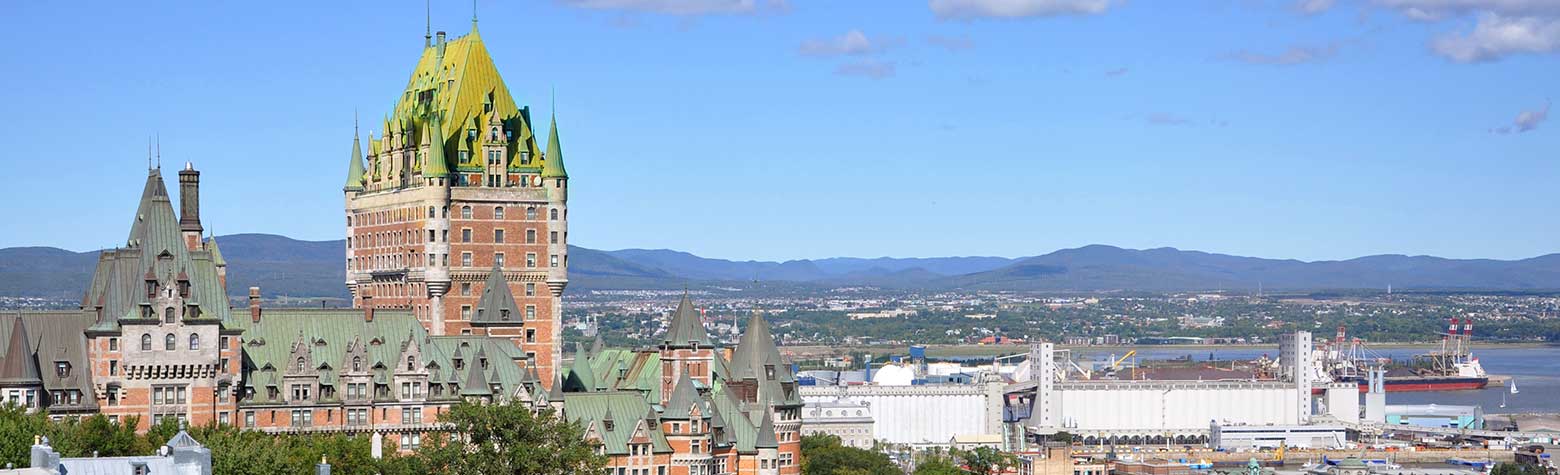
left=1313, top=376, right=1488, bottom=393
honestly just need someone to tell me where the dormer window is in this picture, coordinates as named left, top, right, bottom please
left=765, top=365, right=776, bottom=380
left=178, top=280, right=190, bottom=298
left=454, top=358, right=464, bottom=370
left=352, top=356, right=362, bottom=372
left=55, top=361, right=70, bottom=378
left=490, top=127, right=499, bottom=141
left=500, top=309, right=510, bottom=321
left=146, top=281, right=157, bottom=298
left=296, top=357, right=306, bottom=372
left=407, top=356, right=417, bottom=372
left=164, top=307, right=176, bottom=324
left=480, top=358, right=489, bottom=369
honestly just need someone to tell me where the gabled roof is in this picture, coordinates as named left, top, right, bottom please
left=460, top=356, right=492, bottom=396
left=663, top=292, right=712, bottom=348
left=3, top=311, right=98, bottom=409
left=472, top=264, right=521, bottom=324
left=0, top=314, right=41, bottom=385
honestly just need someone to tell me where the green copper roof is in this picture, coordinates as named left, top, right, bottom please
left=542, top=113, right=567, bottom=178
left=0, top=315, right=42, bottom=385
left=563, top=391, right=673, bottom=456
left=345, top=132, right=365, bottom=190
left=754, top=410, right=778, bottom=449
left=663, top=292, right=712, bottom=348
left=662, top=372, right=703, bottom=420
left=564, top=343, right=597, bottom=392
left=422, top=114, right=450, bottom=177
left=205, top=236, right=225, bottom=267
left=460, top=356, right=493, bottom=396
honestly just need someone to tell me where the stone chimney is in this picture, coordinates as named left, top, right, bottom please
left=178, top=162, right=203, bottom=251
left=248, top=287, right=262, bottom=323
left=362, top=296, right=374, bottom=323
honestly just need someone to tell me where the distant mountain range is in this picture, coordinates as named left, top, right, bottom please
left=4, top=234, right=1560, bottom=299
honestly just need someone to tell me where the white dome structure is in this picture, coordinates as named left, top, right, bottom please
left=870, top=363, right=916, bottom=386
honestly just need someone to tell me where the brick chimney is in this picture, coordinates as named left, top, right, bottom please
left=248, top=287, right=262, bottom=323
left=178, top=162, right=203, bottom=251
left=362, top=296, right=374, bottom=322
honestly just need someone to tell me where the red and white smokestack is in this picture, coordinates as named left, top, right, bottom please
left=1448, top=318, right=1459, bottom=337
left=1463, top=318, right=1473, bottom=336
left=1336, top=324, right=1346, bottom=344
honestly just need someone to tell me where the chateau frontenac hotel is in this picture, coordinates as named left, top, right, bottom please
left=0, top=17, right=801, bottom=475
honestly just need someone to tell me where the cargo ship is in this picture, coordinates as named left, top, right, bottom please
left=1316, top=319, right=1489, bottom=393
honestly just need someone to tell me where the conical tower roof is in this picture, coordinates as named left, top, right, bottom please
left=345, top=130, right=365, bottom=191
left=754, top=410, right=779, bottom=449
left=0, top=316, right=41, bottom=385
left=730, top=312, right=781, bottom=381
left=564, top=342, right=596, bottom=392
left=422, top=114, right=450, bottom=177
left=460, top=356, right=493, bottom=397
left=662, top=372, right=703, bottom=420
left=663, top=292, right=712, bottom=348
left=542, top=112, right=567, bottom=178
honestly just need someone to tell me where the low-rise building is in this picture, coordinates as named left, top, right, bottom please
left=802, top=398, right=875, bottom=448
left=1385, top=404, right=1483, bottom=430
left=13, top=430, right=212, bottom=475
left=1209, top=422, right=1349, bottom=450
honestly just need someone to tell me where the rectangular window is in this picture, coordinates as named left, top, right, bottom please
left=461, top=228, right=472, bottom=243
left=109, top=360, right=118, bottom=376
left=550, top=254, right=559, bottom=268
left=525, top=305, right=536, bottom=321
left=461, top=252, right=472, bottom=267
left=245, top=411, right=255, bottom=427
left=526, top=329, right=536, bottom=343
left=108, top=337, right=118, bottom=351
left=495, top=252, right=505, bottom=267
left=550, top=231, right=558, bottom=244
left=461, top=306, right=472, bottom=321
left=220, top=336, right=229, bottom=350
left=495, top=229, right=505, bottom=243
left=526, top=229, right=536, bottom=244
left=525, top=283, right=535, bottom=296
left=526, top=253, right=536, bottom=268
left=461, top=283, right=472, bottom=296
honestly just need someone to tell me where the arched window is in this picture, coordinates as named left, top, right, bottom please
left=526, top=207, right=537, bottom=220
left=550, top=208, right=559, bottom=220
left=407, top=356, right=416, bottom=371
left=164, top=334, right=176, bottom=351
left=141, top=334, right=152, bottom=351
left=461, top=206, right=472, bottom=219
left=189, top=334, right=200, bottom=351
left=164, top=307, right=175, bottom=324
left=296, top=357, right=306, bottom=372
left=494, top=206, right=505, bottom=219
left=428, top=206, right=435, bottom=218
left=352, top=356, right=362, bottom=372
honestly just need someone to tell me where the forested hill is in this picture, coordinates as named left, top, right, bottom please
left=3, top=234, right=1560, bottom=298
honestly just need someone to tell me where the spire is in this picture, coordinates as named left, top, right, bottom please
left=345, top=115, right=366, bottom=191
left=731, top=311, right=781, bottom=381
left=542, top=102, right=568, bottom=179
left=155, top=134, right=161, bottom=170
left=424, top=0, right=432, bottom=47
left=472, top=0, right=479, bottom=30
left=663, top=291, right=712, bottom=348
left=460, top=356, right=493, bottom=397
left=564, top=342, right=597, bottom=392
left=590, top=332, right=605, bottom=356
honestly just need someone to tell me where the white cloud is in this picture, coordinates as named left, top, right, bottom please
left=1223, top=43, right=1342, bottom=65
left=1490, top=99, right=1551, bottom=134
left=1371, top=0, right=1560, bottom=18
left=1297, top=0, right=1337, bottom=14
left=558, top=0, right=787, bottom=15
left=1429, top=12, right=1560, bottom=62
left=928, top=0, right=1116, bottom=20
left=835, top=60, right=897, bottom=79
left=800, top=30, right=881, bottom=56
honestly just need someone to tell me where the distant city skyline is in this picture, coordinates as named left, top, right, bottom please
left=1, top=0, right=1556, bottom=262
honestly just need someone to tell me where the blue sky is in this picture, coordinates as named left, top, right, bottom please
left=1, top=0, right=1556, bottom=262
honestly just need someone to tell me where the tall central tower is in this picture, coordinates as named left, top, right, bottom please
left=343, top=22, right=569, bottom=384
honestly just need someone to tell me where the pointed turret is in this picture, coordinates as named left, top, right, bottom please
left=731, top=311, right=781, bottom=381
left=472, top=264, right=520, bottom=324
left=0, top=316, right=41, bottom=386
left=663, top=292, right=712, bottom=348
left=663, top=372, right=703, bottom=420
left=460, top=356, right=493, bottom=397
left=345, top=129, right=365, bottom=191
left=754, top=410, right=779, bottom=449
left=563, top=342, right=596, bottom=392
left=590, top=332, right=605, bottom=356
left=542, top=112, right=567, bottom=178
left=422, top=113, right=449, bottom=178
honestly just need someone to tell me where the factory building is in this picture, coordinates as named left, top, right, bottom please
left=1209, top=423, right=1349, bottom=450
left=1385, top=404, right=1484, bottom=430
left=799, top=381, right=1005, bottom=448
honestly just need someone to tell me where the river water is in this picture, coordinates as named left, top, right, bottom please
left=1066, top=346, right=1560, bottom=414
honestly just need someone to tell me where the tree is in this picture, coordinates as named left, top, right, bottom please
left=913, top=454, right=964, bottom=475
left=801, top=434, right=898, bottom=475
left=957, top=446, right=1015, bottom=475
left=415, top=401, right=605, bottom=475
left=1492, top=463, right=1547, bottom=475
